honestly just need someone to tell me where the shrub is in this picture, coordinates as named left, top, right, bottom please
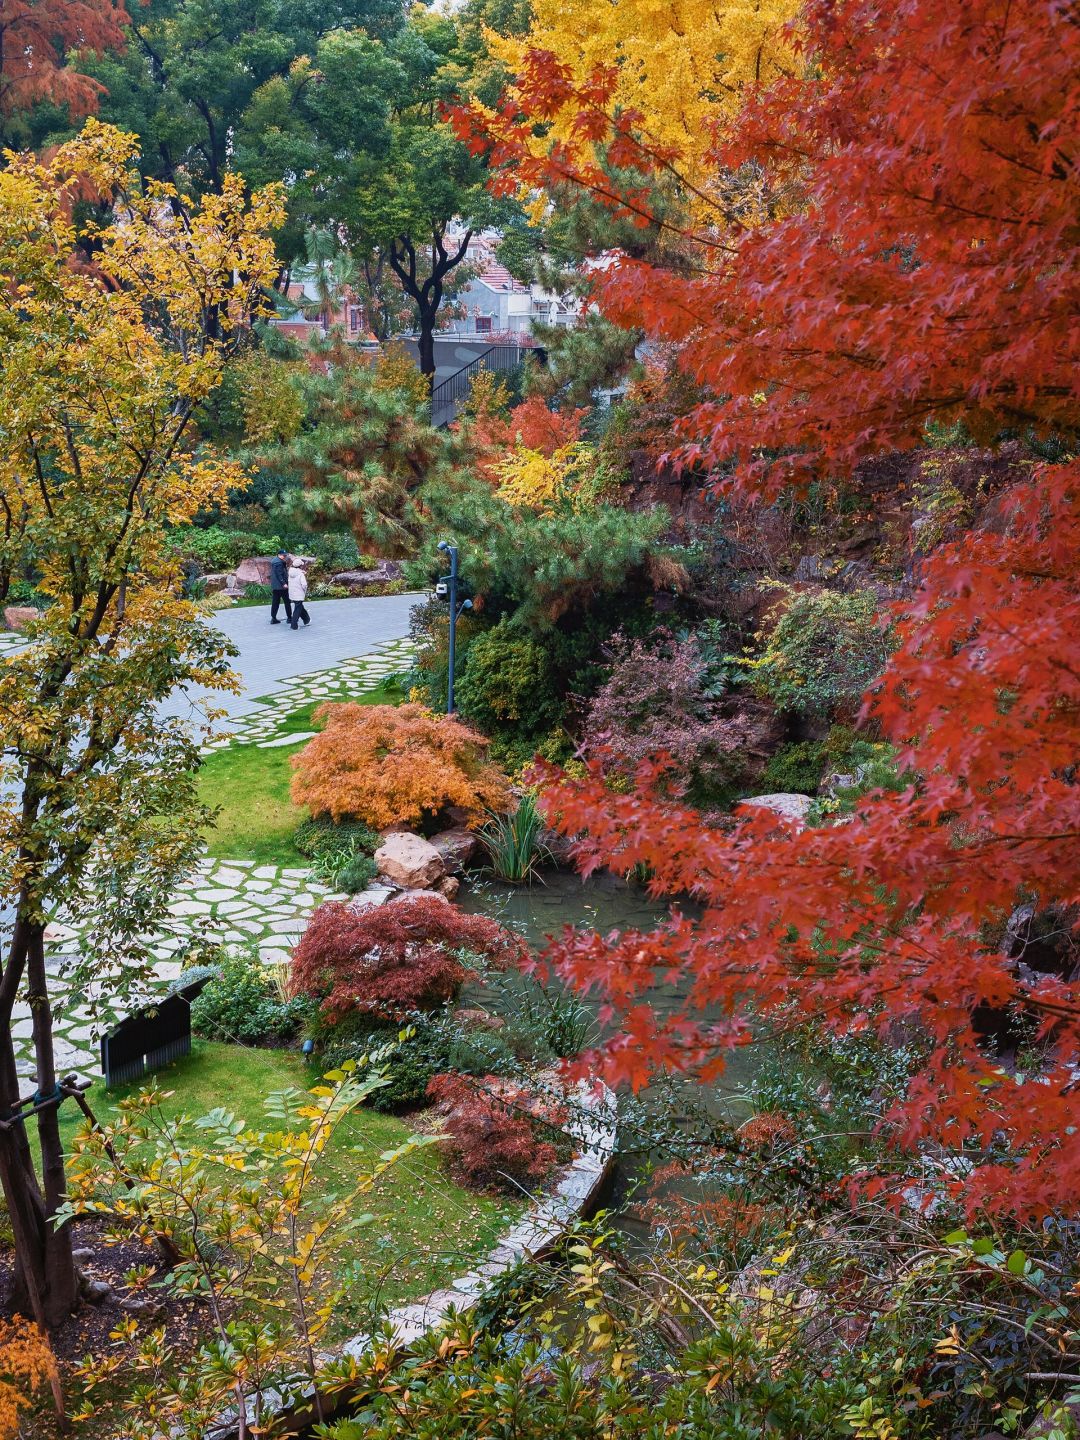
left=293, top=816, right=381, bottom=861
left=746, top=586, right=890, bottom=722
left=762, top=740, right=827, bottom=795
left=456, top=621, right=560, bottom=740
left=314, top=1017, right=455, bottom=1112
left=583, top=630, right=778, bottom=805
left=293, top=817, right=380, bottom=892
left=426, top=1073, right=563, bottom=1193
left=291, top=896, right=529, bottom=1024
left=168, top=525, right=277, bottom=572
left=190, top=949, right=310, bottom=1045
left=291, top=703, right=510, bottom=829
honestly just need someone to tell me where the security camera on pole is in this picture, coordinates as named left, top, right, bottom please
left=436, top=540, right=472, bottom=713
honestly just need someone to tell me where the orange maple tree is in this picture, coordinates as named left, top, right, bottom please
left=0, top=1, right=130, bottom=127
left=291, top=702, right=509, bottom=829
left=464, top=0, right=1080, bottom=1217
left=466, top=393, right=588, bottom=484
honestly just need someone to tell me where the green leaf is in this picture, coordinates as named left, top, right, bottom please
left=943, top=1229, right=967, bottom=1245
left=1005, top=1248, right=1027, bottom=1275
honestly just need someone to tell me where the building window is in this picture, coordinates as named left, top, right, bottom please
left=475, top=314, right=493, bottom=335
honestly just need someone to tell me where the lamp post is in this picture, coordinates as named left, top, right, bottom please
left=436, top=540, right=472, bottom=713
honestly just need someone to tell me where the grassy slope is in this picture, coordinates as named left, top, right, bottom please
left=62, top=1040, right=522, bottom=1314
left=196, top=683, right=399, bottom=866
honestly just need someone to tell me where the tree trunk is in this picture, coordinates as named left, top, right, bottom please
left=0, top=918, right=78, bottom=1328
left=417, top=316, right=437, bottom=386
left=26, top=926, right=77, bottom=1325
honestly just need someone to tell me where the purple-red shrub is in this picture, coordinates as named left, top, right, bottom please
left=582, top=630, right=780, bottom=803
left=291, top=896, right=529, bottom=1024
left=426, top=1073, right=565, bottom=1193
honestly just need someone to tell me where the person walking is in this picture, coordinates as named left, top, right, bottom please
left=287, top=557, right=311, bottom=629
left=269, top=549, right=292, bottom=625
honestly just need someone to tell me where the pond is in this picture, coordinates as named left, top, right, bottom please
left=458, top=867, right=760, bottom=1232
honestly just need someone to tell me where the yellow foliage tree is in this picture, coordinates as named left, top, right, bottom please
left=485, top=0, right=801, bottom=196
left=291, top=703, right=510, bottom=829
left=0, top=119, right=283, bottom=1328
left=495, top=441, right=614, bottom=513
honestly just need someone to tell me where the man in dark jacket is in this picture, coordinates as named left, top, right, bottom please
left=269, top=550, right=292, bottom=624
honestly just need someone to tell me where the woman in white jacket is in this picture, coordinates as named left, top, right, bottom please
left=287, top=559, right=310, bottom=630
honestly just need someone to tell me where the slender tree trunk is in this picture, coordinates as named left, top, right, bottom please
left=0, top=918, right=50, bottom=1322
left=26, top=925, right=77, bottom=1325
left=0, top=914, right=78, bottom=1327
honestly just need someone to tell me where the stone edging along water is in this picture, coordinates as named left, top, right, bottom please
left=207, top=1078, right=618, bottom=1440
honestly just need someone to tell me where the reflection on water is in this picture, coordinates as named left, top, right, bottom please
left=458, top=869, right=759, bottom=1235
left=458, top=867, right=673, bottom=951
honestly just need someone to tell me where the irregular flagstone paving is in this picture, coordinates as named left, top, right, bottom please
left=203, top=634, right=416, bottom=750
left=13, top=633, right=416, bottom=1079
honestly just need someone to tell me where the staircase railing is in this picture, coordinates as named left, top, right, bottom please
left=430, top=343, right=523, bottom=428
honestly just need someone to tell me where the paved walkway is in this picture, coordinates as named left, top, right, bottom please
left=164, top=592, right=420, bottom=727
left=5, top=599, right=420, bottom=1078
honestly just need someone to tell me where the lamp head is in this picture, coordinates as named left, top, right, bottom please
left=437, top=539, right=450, bottom=554
left=462, top=599, right=473, bottom=611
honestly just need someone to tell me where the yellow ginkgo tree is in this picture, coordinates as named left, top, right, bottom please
left=0, top=120, right=283, bottom=1330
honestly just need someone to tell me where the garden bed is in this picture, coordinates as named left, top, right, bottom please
left=57, top=1040, right=524, bottom=1322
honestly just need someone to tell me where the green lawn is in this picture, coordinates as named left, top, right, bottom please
left=62, top=1040, right=523, bottom=1318
left=197, top=681, right=401, bottom=865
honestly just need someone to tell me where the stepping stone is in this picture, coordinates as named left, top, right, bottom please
left=258, top=947, right=292, bottom=965
left=195, top=888, right=237, bottom=903
left=212, top=867, right=249, bottom=888
left=217, top=900, right=251, bottom=916
left=243, top=879, right=273, bottom=892
left=257, top=732, right=316, bottom=749
left=252, top=866, right=279, bottom=880
left=169, top=900, right=212, bottom=916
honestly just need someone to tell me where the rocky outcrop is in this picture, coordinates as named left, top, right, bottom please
left=233, top=555, right=274, bottom=586
left=430, top=827, right=479, bottom=874
left=2, top=605, right=38, bottom=632
left=737, top=792, right=813, bottom=823
left=374, top=831, right=447, bottom=890
left=331, top=561, right=403, bottom=591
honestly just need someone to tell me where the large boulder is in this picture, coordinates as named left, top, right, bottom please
left=234, top=554, right=316, bottom=586
left=234, top=555, right=274, bottom=586
left=375, top=831, right=447, bottom=890
left=2, top=606, right=39, bottom=633
left=331, top=561, right=403, bottom=591
left=429, top=827, right=479, bottom=874
left=737, top=793, right=813, bottom=823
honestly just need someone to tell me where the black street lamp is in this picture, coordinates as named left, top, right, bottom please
left=436, top=540, right=472, bottom=713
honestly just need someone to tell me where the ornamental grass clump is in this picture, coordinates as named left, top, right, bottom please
left=290, top=702, right=510, bottom=829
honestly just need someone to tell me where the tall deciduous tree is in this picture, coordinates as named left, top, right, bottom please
left=79, top=0, right=404, bottom=206
left=466, top=0, right=1080, bottom=1216
left=0, top=0, right=130, bottom=144
left=0, top=121, right=282, bottom=1324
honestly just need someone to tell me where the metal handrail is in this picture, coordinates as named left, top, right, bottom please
left=430, top=343, right=523, bottom=427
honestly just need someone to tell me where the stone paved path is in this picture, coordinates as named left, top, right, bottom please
left=11, top=625, right=417, bottom=1079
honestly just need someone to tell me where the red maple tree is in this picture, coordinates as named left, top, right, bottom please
left=462, top=0, right=1080, bottom=1217
left=0, top=1, right=130, bottom=126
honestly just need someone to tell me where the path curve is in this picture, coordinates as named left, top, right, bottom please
left=163, top=591, right=421, bottom=726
